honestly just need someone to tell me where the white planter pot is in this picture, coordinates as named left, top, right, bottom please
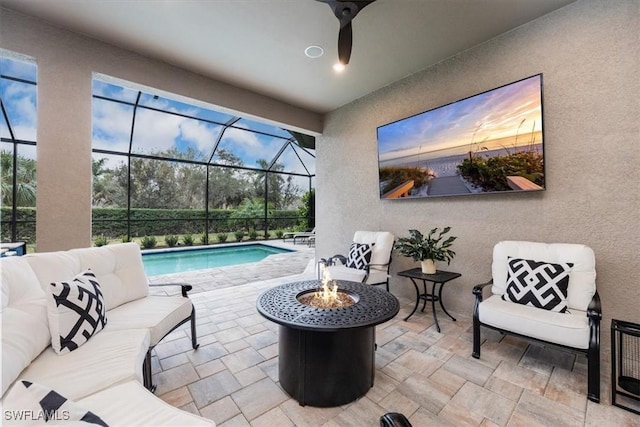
left=421, top=259, right=436, bottom=274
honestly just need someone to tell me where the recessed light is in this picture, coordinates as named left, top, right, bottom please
left=333, top=62, right=345, bottom=72
left=304, top=45, right=324, bottom=58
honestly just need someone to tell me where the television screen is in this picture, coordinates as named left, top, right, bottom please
left=377, top=74, right=545, bottom=199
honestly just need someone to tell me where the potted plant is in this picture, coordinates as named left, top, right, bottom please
left=394, top=227, right=457, bottom=274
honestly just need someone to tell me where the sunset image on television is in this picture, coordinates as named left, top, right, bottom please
left=377, top=74, right=544, bottom=199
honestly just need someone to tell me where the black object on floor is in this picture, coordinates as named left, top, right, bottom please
left=380, top=412, right=413, bottom=427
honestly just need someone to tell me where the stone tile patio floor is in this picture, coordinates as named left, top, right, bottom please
left=147, top=244, right=638, bottom=426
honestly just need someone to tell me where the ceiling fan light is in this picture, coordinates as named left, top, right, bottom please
left=333, top=62, right=346, bottom=72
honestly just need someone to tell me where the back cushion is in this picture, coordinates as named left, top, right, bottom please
left=353, top=231, right=394, bottom=268
left=70, top=243, right=148, bottom=310
left=491, top=241, right=596, bottom=311
left=1, top=257, right=51, bottom=397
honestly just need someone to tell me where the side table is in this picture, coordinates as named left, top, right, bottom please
left=397, top=268, right=461, bottom=332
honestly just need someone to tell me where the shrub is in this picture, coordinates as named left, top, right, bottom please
left=140, top=236, right=157, bottom=249
left=121, top=235, right=131, bottom=243
left=275, top=229, right=284, bottom=239
left=182, top=234, right=194, bottom=246
left=199, top=232, right=209, bottom=245
left=248, top=229, right=259, bottom=240
left=234, top=230, right=245, bottom=242
left=216, top=232, right=228, bottom=243
left=94, top=235, right=109, bottom=247
left=165, top=235, right=179, bottom=247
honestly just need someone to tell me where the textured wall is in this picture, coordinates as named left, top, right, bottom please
left=317, top=0, right=640, bottom=344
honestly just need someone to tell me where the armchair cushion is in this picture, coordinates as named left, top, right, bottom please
left=502, top=258, right=573, bottom=313
left=479, top=294, right=590, bottom=349
left=346, top=242, right=374, bottom=270
left=3, top=380, right=108, bottom=426
left=47, top=269, right=108, bottom=354
left=491, top=241, right=596, bottom=311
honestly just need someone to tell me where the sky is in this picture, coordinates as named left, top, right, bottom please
left=377, top=75, right=543, bottom=163
left=1, top=55, right=315, bottom=177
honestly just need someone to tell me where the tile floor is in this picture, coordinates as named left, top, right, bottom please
left=148, top=247, right=639, bottom=426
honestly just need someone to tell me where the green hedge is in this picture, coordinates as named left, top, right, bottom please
left=1, top=207, right=303, bottom=242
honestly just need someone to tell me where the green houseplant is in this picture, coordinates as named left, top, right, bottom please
left=394, top=227, right=457, bottom=274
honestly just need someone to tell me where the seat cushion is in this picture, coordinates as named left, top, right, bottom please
left=78, top=380, right=215, bottom=426
left=479, top=294, right=590, bottom=349
left=353, top=231, right=394, bottom=268
left=491, top=241, right=596, bottom=311
left=1, top=257, right=51, bottom=397
left=325, top=265, right=367, bottom=283
left=2, top=380, right=109, bottom=426
left=18, top=329, right=149, bottom=400
left=106, top=296, right=193, bottom=346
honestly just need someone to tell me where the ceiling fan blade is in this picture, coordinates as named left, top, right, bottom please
left=337, top=22, right=353, bottom=65
left=316, top=0, right=376, bottom=65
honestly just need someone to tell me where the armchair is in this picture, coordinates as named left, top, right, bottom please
left=322, top=231, right=394, bottom=291
left=472, top=241, right=601, bottom=402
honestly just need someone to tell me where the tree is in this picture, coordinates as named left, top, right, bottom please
left=252, top=159, right=301, bottom=209
left=1, top=149, right=36, bottom=207
left=208, top=149, right=251, bottom=209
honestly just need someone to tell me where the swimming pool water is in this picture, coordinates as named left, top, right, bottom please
left=142, top=244, right=292, bottom=276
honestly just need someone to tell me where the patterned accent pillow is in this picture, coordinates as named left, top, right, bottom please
left=47, top=269, right=107, bottom=354
left=346, top=242, right=374, bottom=270
left=502, top=258, right=573, bottom=313
left=3, top=380, right=108, bottom=426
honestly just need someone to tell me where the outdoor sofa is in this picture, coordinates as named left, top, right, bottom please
left=1, top=242, right=214, bottom=426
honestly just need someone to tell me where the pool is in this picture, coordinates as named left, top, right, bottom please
left=142, top=243, right=293, bottom=276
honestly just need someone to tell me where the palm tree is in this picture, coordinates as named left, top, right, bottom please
left=1, top=150, right=36, bottom=207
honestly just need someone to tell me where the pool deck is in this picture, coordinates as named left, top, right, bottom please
left=148, top=240, right=316, bottom=295
left=145, top=240, right=634, bottom=427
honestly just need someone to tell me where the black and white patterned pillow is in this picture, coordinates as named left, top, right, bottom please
left=346, top=242, right=374, bottom=270
left=3, top=380, right=108, bottom=426
left=502, top=258, right=573, bottom=313
left=47, top=269, right=107, bottom=354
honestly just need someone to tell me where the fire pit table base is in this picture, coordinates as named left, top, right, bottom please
left=279, top=325, right=375, bottom=407
left=256, top=280, right=399, bottom=407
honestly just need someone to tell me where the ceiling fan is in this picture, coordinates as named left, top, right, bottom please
left=315, top=0, right=377, bottom=66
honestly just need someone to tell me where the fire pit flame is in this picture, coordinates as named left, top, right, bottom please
left=297, top=275, right=356, bottom=309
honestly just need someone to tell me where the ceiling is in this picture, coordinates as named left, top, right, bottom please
left=0, top=0, right=576, bottom=114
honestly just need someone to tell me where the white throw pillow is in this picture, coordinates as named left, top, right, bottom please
left=47, top=269, right=107, bottom=354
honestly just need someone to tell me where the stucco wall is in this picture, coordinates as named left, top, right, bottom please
left=0, top=8, right=323, bottom=251
left=317, top=0, right=640, bottom=341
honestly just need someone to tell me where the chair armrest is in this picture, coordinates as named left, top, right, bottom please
left=472, top=280, right=493, bottom=301
left=149, top=282, right=193, bottom=297
left=587, top=290, right=602, bottom=320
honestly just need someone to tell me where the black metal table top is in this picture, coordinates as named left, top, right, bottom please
left=397, top=268, right=462, bottom=283
left=256, top=280, right=399, bottom=332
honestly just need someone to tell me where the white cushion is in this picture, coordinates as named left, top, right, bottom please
left=78, top=380, right=215, bottom=426
left=70, top=243, right=149, bottom=310
left=491, top=241, right=596, bottom=311
left=24, top=251, right=81, bottom=293
left=325, top=265, right=367, bottom=283
left=3, top=380, right=108, bottom=426
left=479, top=294, right=590, bottom=349
left=1, top=257, right=51, bottom=397
left=18, top=329, right=149, bottom=400
left=353, top=231, right=394, bottom=268
left=106, top=295, right=193, bottom=346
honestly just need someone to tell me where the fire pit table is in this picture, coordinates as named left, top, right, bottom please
left=256, top=280, right=399, bottom=407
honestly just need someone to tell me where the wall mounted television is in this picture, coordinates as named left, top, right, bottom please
left=377, top=74, right=545, bottom=199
